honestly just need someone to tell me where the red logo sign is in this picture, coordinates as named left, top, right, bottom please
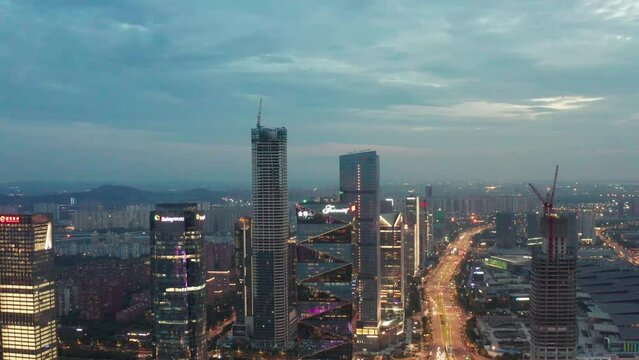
left=0, top=215, right=20, bottom=224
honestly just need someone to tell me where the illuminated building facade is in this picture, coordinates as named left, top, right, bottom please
left=339, top=151, right=381, bottom=353
left=150, top=204, right=207, bottom=360
left=233, top=217, right=253, bottom=341
left=404, top=196, right=420, bottom=276
left=0, top=214, right=57, bottom=360
left=251, top=124, right=295, bottom=349
left=422, top=185, right=434, bottom=260
left=379, top=212, right=404, bottom=329
left=530, top=215, right=577, bottom=360
left=295, top=203, right=355, bottom=359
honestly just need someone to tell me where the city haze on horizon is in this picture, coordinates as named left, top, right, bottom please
left=1, top=1, right=639, bottom=184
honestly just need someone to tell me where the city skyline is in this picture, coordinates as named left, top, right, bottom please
left=2, top=1, right=639, bottom=184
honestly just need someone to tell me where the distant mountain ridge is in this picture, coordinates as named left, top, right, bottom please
left=0, top=185, right=226, bottom=209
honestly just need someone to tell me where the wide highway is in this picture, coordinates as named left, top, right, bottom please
left=424, top=226, right=489, bottom=360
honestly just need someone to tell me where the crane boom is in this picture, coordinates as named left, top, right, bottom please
left=549, top=165, right=559, bottom=207
left=528, top=183, right=546, bottom=205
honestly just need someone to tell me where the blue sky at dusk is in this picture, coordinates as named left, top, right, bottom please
left=1, top=1, right=638, bottom=185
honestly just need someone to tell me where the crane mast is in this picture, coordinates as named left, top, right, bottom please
left=528, top=165, right=559, bottom=260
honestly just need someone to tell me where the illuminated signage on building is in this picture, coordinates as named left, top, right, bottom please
left=0, top=215, right=20, bottom=224
left=153, top=214, right=186, bottom=223
left=484, top=257, right=508, bottom=270
left=160, top=216, right=185, bottom=223
left=322, top=205, right=350, bottom=215
left=298, top=210, right=313, bottom=219
left=196, top=214, right=206, bottom=221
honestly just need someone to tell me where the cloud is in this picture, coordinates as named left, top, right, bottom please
left=346, top=96, right=603, bottom=123
left=589, top=0, right=639, bottom=21
left=0, top=1, right=638, bottom=182
left=529, top=96, right=604, bottom=110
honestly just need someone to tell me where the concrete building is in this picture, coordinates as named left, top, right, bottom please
left=251, top=123, right=296, bottom=349
left=530, top=215, right=578, bottom=360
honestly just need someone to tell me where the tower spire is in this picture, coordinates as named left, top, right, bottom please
left=256, top=97, right=263, bottom=127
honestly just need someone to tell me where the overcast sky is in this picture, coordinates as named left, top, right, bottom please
left=1, top=1, right=638, bottom=186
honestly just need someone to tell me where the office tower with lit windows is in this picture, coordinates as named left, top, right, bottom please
left=495, top=212, right=515, bottom=248
left=251, top=123, right=295, bottom=349
left=0, top=214, right=57, bottom=360
left=379, top=212, right=404, bottom=346
left=423, top=185, right=434, bottom=261
left=339, top=150, right=381, bottom=353
left=404, top=196, right=420, bottom=276
left=530, top=215, right=578, bottom=360
left=233, top=217, right=253, bottom=342
left=295, top=202, right=356, bottom=359
left=150, top=204, right=207, bottom=360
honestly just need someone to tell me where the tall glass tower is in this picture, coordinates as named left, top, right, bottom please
left=404, top=196, right=420, bottom=276
left=530, top=215, right=577, bottom=360
left=295, top=202, right=355, bottom=359
left=251, top=122, right=293, bottom=349
left=232, top=217, right=252, bottom=341
left=150, top=204, right=207, bottom=360
left=0, top=214, right=57, bottom=360
left=379, top=212, right=404, bottom=326
left=340, top=151, right=381, bottom=353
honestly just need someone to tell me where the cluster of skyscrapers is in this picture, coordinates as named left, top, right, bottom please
left=0, top=116, right=583, bottom=360
left=225, top=117, right=441, bottom=358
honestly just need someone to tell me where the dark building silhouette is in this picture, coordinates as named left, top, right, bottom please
left=495, top=212, right=515, bottom=248
left=340, top=151, right=382, bottom=353
left=233, top=217, right=252, bottom=341
left=150, top=204, right=207, bottom=360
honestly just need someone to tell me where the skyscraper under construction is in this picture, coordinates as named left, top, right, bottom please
left=530, top=215, right=578, bottom=360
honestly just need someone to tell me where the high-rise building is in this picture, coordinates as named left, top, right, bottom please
left=0, top=214, right=57, bottom=360
left=150, top=204, right=207, bottom=360
left=379, top=212, right=404, bottom=345
left=404, top=196, right=420, bottom=276
left=251, top=122, right=295, bottom=349
left=233, top=217, right=252, bottom=341
left=526, top=212, right=541, bottom=239
left=423, top=185, right=434, bottom=260
left=340, top=151, right=381, bottom=353
left=530, top=215, right=578, bottom=360
left=295, top=202, right=356, bottom=359
left=380, top=198, right=394, bottom=213
left=562, top=212, right=578, bottom=246
left=576, top=211, right=595, bottom=240
left=495, top=212, right=515, bottom=248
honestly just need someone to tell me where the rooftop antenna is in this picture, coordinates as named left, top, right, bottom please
left=256, top=97, right=263, bottom=127
left=528, top=165, right=559, bottom=259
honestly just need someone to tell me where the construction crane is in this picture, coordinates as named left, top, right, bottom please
left=256, top=97, right=263, bottom=127
left=528, top=165, right=559, bottom=259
